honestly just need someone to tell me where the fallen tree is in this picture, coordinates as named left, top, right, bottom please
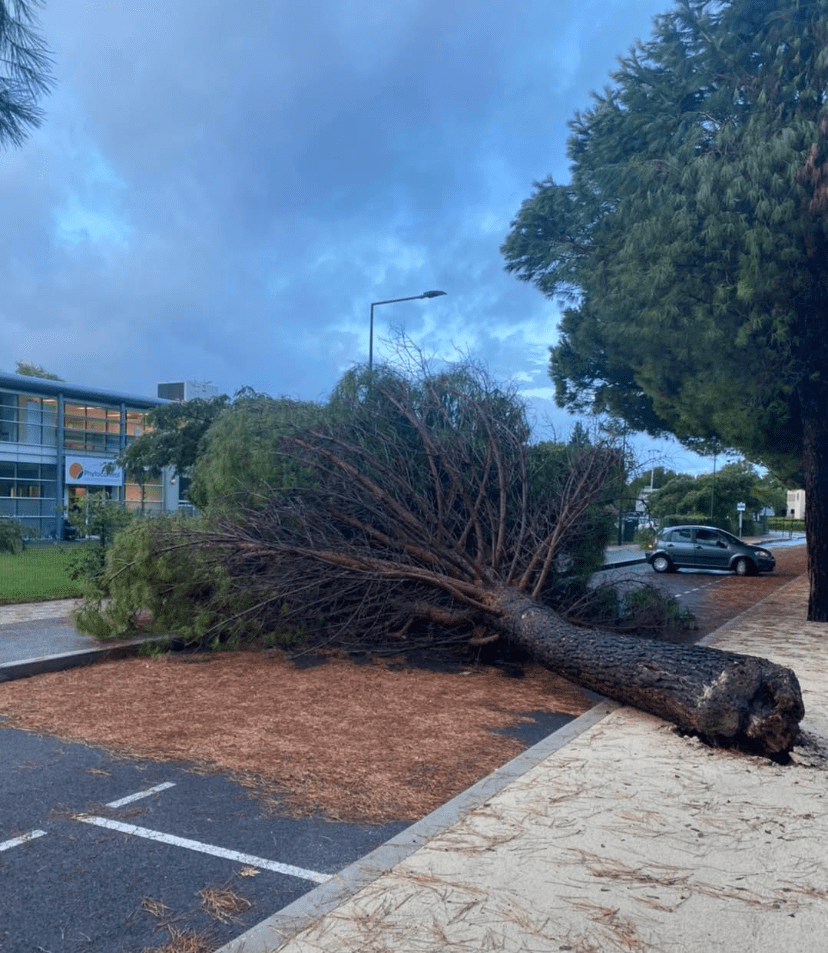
left=100, top=361, right=805, bottom=755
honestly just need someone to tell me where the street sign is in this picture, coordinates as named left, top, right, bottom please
left=737, top=502, right=746, bottom=511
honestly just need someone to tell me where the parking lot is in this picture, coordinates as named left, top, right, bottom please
left=0, top=724, right=410, bottom=952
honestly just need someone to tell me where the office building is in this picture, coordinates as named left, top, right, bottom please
left=0, top=370, right=178, bottom=539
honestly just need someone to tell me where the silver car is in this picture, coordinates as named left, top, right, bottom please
left=647, top=525, right=775, bottom=576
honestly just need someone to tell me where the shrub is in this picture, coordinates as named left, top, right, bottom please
left=0, top=519, right=29, bottom=555
left=65, top=495, right=135, bottom=590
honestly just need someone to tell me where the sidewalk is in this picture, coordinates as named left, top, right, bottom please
left=219, top=572, right=828, bottom=953
left=0, top=599, right=148, bottom=681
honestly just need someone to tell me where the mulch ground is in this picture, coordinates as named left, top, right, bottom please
left=0, top=651, right=592, bottom=824
left=684, top=543, right=807, bottom=639
left=0, top=543, right=807, bottom=825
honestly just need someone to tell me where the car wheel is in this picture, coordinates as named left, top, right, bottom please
left=734, top=557, right=754, bottom=577
left=651, top=554, right=672, bottom=573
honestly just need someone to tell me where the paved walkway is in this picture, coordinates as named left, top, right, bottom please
left=0, top=599, right=145, bottom=679
left=219, top=571, right=828, bottom=953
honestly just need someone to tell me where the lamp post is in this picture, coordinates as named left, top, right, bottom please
left=369, top=290, right=446, bottom=371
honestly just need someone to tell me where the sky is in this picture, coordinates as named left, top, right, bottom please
left=1, top=0, right=716, bottom=476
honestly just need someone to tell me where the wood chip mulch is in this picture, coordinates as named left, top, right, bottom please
left=0, top=650, right=592, bottom=824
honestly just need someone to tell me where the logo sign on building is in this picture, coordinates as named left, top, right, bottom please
left=65, top=456, right=123, bottom=486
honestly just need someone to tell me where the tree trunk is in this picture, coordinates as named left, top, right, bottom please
left=799, top=379, right=828, bottom=622
left=490, top=587, right=804, bottom=756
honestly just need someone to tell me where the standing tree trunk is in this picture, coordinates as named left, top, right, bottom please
left=800, top=379, right=828, bottom=622
left=492, top=586, right=804, bottom=757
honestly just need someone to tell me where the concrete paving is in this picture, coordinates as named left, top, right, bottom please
left=217, top=570, right=828, bottom=953
left=0, top=599, right=149, bottom=681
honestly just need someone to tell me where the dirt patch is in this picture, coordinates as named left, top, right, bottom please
left=0, top=651, right=591, bottom=824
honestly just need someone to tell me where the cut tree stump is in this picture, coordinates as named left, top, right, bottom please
left=494, top=588, right=805, bottom=756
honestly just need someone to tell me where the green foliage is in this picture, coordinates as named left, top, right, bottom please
left=116, top=394, right=230, bottom=487
left=0, top=0, right=55, bottom=150
left=622, top=586, right=695, bottom=640
left=768, top=517, right=805, bottom=533
left=502, top=0, right=828, bottom=482
left=14, top=360, right=62, bottom=380
left=0, top=518, right=28, bottom=555
left=660, top=513, right=727, bottom=530
left=188, top=389, right=326, bottom=510
left=83, top=362, right=627, bottom=652
left=634, top=525, right=657, bottom=550
left=647, top=461, right=770, bottom=532
left=72, top=513, right=308, bottom=650
left=64, top=493, right=135, bottom=589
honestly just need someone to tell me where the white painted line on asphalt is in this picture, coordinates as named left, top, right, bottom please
left=74, top=815, right=332, bottom=883
left=106, top=782, right=176, bottom=808
left=0, top=830, right=47, bottom=852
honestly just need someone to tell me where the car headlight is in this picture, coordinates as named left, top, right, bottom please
left=756, top=549, right=771, bottom=558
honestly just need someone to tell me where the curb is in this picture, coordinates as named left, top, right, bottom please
left=0, top=636, right=170, bottom=683
left=214, top=699, right=620, bottom=953
left=601, top=555, right=648, bottom=569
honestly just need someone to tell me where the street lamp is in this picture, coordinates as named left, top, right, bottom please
left=369, top=290, right=447, bottom=371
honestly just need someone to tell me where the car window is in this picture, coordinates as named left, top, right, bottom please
left=695, top=529, right=719, bottom=543
left=672, top=528, right=693, bottom=542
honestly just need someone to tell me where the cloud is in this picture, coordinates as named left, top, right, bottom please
left=0, top=0, right=715, bottom=471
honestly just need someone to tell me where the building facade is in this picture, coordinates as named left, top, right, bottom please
left=787, top=489, right=805, bottom=520
left=0, top=371, right=178, bottom=539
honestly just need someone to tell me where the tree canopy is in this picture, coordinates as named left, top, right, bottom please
left=0, top=0, right=54, bottom=149
left=15, top=360, right=62, bottom=380
left=502, top=0, right=828, bottom=618
left=647, top=461, right=786, bottom=529
left=116, top=394, right=230, bottom=490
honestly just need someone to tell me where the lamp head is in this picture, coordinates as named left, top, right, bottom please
left=421, top=290, right=447, bottom=298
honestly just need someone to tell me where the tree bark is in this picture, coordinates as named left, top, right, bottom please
left=490, top=587, right=804, bottom=756
left=799, top=379, right=828, bottom=622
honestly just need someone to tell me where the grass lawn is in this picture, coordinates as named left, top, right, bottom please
left=0, top=542, right=86, bottom=603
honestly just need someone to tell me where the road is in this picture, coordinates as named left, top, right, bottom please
left=596, top=539, right=807, bottom=641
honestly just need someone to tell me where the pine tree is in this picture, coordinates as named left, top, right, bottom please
left=502, top=0, right=828, bottom=620
left=0, top=0, right=54, bottom=149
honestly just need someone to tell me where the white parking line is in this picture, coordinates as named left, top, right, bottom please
left=0, top=830, right=47, bottom=852
left=74, top=815, right=332, bottom=883
left=106, top=782, right=176, bottom=808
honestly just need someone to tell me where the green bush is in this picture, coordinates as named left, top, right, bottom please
left=65, top=494, right=135, bottom=590
left=0, top=519, right=29, bottom=555
left=634, top=526, right=657, bottom=550
left=768, top=517, right=805, bottom=533
left=73, top=513, right=307, bottom=650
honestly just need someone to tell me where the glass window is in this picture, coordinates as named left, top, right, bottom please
left=63, top=402, right=123, bottom=452
left=42, top=398, right=57, bottom=447
left=124, top=408, right=150, bottom=445
left=0, top=391, right=18, bottom=441
left=17, top=395, right=42, bottom=444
